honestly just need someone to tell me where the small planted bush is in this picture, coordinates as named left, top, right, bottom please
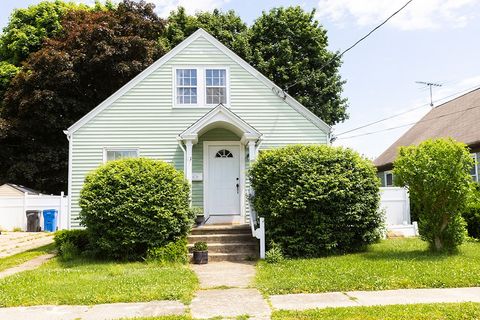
left=193, top=241, right=208, bottom=252
left=146, top=238, right=189, bottom=264
left=79, top=158, right=193, bottom=260
left=54, top=229, right=90, bottom=259
left=249, top=145, right=383, bottom=257
left=394, top=138, right=472, bottom=251
left=265, top=242, right=284, bottom=264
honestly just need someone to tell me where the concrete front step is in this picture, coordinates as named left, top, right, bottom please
left=189, top=252, right=257, bottom=262
left=187, top=233, right=254, bottom=244
left=190, top=224, right=251, bottom=235
left=188, top=242, right=258, bottom=254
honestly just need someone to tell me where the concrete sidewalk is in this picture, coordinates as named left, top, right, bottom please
left=270, top=287, right=480, bottom=311
left=0, top=253, right=54, bottom=279
left=0, top=301, right=185, bottom=320
left=0, top=232, right=53, bottom=258
left=190, top=261, right=271, bottom=319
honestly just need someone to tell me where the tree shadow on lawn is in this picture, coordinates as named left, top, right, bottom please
left=362, top=247, right=456, bottom=262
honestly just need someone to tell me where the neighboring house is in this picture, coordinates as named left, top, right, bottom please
left=0, top=183, right=39, bottom=197
left=64, top=29, right=331, bottom=229
left=375, top=88, right=480, bottom=186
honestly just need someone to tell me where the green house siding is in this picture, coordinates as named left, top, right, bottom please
left=69, top=35, right=328, bottom=228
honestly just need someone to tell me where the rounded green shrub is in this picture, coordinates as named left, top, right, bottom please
left=79, top=158, right=193, bottom=260
left=249, top=145, right=383, bottom=257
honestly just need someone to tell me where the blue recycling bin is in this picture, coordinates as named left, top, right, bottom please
left=43, top=209, right=57, bottom=232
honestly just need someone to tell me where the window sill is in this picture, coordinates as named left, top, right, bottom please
left=172, top=104, right=230, bottom=109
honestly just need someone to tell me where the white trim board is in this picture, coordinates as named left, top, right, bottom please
left=65, top=28, right=331, bottom=135
left=203, top=141, right=245, bottom=222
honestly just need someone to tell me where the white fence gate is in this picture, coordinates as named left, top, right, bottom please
left=379, top=187, right=418, bottom=237
left=0, top=193, right=69, bottom=231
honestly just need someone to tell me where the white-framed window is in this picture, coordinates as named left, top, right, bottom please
left=205, top=69, right=227, bottom=104
left=173, top=66, right=228, bottom=107
left=176, top=69, right=198, bottom=105
left=104, top=148, right=139, bottom=163
left=471, top=152, right=479, bottom=182
left=384, top=171, right=394, bottom=187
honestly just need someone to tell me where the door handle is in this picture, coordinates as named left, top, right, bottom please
left=236, top=178, right=239, bottom=194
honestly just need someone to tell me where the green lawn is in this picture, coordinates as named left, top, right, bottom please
left=0, top=244, right=55, bottom=272
left=272, top=303, right=480, bottom=320
left=0, top=257, right=198, bottom=307
left=256, top=238, right=480, bottom=294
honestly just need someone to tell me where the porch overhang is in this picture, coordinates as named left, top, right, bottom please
left=178, top=104, right=262, bottom=144
left=177, top=104, right=262, bottom=194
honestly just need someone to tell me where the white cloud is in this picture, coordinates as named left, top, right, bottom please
left=317, top=0, right=478, bottom=30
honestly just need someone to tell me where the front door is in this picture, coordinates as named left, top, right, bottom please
left=206, top=144, right=241, bottom=218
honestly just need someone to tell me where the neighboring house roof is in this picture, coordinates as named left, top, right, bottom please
left=2, top=183, right=40, bottom=195
left=65, top=28, right=331, bottom=135
left=374, top=87, right=480, bottom=171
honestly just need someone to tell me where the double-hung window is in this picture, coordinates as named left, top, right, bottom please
left=105, top=149, right=138, bottom=162
left=174, top=67, right=228, bottom=106
left=205, top=69, right=227, bottom=104
left=176, top=69, right=197, bottom=105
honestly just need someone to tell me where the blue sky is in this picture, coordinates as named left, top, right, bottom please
left=1, top=0, right=480, bottom=159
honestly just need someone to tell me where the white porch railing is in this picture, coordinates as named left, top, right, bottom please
left=248, top=189, right=265, bottom=259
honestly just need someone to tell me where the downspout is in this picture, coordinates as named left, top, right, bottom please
left=177, top=136, right=186, bottom=174
left=63, top=130, right=72, bottom=230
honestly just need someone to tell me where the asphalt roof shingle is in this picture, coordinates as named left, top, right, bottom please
left=374, top=87, right=480, bottom=170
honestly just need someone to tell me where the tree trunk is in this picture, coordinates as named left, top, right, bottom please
left=433, top=214, right=450, bottom=251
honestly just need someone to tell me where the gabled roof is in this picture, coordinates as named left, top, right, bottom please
left=179, top=103, right=261, bottom=144
left=65, top=28, right=331, bottom=135
left=374, top=87, right=480, bottom=170
left=3, top=183, right=40, bottom=195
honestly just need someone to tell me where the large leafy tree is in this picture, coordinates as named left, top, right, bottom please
left=161, top=7, right=250, bottom=59
left=249, top=7, right=348, bottom=125
left=0, top=0, right=91, bottom=66
left=0, top=0, right=166, bottom=193
left=394, top=138, right=472, bottom=252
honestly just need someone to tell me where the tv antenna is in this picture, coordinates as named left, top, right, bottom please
left=415, top=81, right=442, bottom=107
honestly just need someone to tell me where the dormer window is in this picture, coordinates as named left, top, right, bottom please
left=174, top=66, right=228, bottom=107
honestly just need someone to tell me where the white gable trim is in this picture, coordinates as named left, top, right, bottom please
left=66, top=28, right=331, bottom=135
left=179, top=104, right=261, bottom=144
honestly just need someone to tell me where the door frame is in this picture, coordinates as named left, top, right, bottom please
left=203, top=141, right=245, bottom=221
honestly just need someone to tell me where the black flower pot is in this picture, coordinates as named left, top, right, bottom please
left=195, top=215, right=205, bottom=226
left=193, top=251, right=208, bottom=264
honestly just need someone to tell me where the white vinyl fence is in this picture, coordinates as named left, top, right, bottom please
left=0, top=192, right=69, bottom=231
left=379, top=187, right=418, bottom=237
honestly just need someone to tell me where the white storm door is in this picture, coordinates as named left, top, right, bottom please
left=207, top=145, right=240, bottom=216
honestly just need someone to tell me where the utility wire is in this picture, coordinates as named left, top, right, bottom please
left=335, top=84, right=480, bottom=136
left=337, top=104, right=480, bottom=140
left=283, top=0, right=414, bottom=92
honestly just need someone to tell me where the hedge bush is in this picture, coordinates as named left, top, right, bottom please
left=145, top=238, right=189, bottom=264
left=54, top=229, right=90, bottom=259
left=394, top=138, right=471, bottom=251
left=249, top=145, right=383, bottom=257
left=79, top=158, right=193, bottom=260
left=464, top=184, right=480, bottom=239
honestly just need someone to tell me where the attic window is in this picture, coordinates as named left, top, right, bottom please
left=176, top=69, right=197, bottom=104
left=174, top=67, right=228, bottom=107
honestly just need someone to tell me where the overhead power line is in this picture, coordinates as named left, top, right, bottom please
left=335, top=84, right=480, bottom=137
left=282, top=0, right=414, bottom=92
left=336, top=104, right=480, bottom=140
